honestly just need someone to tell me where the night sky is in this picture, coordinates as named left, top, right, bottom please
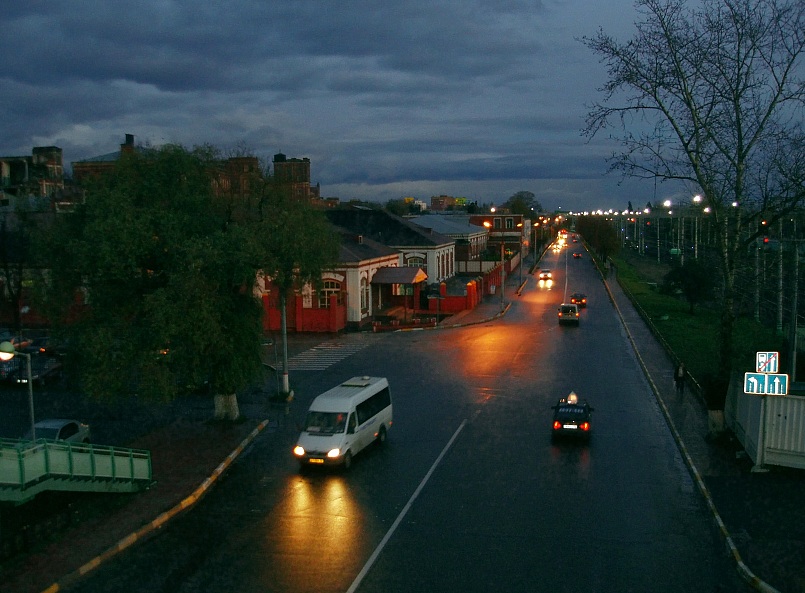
left=1, top=1, right=692, bottom=212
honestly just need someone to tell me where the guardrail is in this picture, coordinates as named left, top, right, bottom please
left=0, top=438, right=152, bottom=503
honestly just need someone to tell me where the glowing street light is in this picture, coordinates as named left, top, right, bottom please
left=483, top=220, right=505, bottom=311
left=0, top=341, right=35, bottom=440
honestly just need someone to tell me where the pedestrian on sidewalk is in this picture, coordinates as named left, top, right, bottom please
left=674, top=362, right=685, bottom=396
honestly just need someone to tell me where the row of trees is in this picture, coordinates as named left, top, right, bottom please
left=583, top=0, right=805, bottom=405
left=24, top=145, right=338, bottom=419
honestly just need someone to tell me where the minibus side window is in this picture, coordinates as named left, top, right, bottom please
left=356, top=387, right=391, bottom=425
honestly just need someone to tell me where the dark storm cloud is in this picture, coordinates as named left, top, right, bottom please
left=0, top=0, right=681, bottom=211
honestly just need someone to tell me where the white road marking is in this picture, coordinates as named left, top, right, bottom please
left=345, top=419, right=468, bottom=593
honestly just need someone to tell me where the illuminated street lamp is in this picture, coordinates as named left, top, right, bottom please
left=483, top=220, right=505, bottom=312
left=0, top=341, right=35, bottom=440
left=517, top=222, right=526, bottom=287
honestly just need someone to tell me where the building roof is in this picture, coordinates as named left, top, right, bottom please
left=325, top=206, right=454, bottom=248
left=371, top=266, right=428, bottom=284
left=334, top=227, right=399, bottom=264
left=73, top=151, right=122, bottom=164
left=408, top=214, right=487, bottom=238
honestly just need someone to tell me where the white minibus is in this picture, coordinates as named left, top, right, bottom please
left=293, top=376, right=392, bottom=470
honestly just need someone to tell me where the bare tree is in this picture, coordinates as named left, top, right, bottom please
left=583, top=0, right=805, bottom=403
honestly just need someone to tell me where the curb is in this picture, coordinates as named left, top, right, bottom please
left=39, top=419, right=270, bottom=593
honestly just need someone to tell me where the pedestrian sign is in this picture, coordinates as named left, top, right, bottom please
left=756, top=352, right=779, bottom=373
left=744, top=372, right=788, bottom=396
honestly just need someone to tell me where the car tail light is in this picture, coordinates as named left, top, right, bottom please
left=553, top=421, right=562, bottom=430
left=580, top=422, right=590, bottom=431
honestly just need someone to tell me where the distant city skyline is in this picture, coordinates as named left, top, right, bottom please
left=1, top=1, right=694, bottom=213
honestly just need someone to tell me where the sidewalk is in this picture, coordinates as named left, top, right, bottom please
left=2, top=260, right=803, bottom=593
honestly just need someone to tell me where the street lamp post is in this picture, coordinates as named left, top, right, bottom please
left=517, top=222, right=524, bottom=288
left=0, top=341, right=35, bottom=440
left=499, top=241, right=505, bottom=312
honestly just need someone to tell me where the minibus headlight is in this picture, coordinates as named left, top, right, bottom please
left=326, top=448, right=341, bottom=458
left=293, top=445, right=306, bottom=457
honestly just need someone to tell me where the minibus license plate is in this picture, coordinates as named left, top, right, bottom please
left=309, top=458, right=325, bottom=464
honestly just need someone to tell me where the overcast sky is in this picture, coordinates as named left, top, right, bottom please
left=1, top=0, right=693, bottom=213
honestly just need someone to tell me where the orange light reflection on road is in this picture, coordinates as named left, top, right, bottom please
left=262, top=475, right=364, bottom=591
left=457, top=327, right=512, bottom=379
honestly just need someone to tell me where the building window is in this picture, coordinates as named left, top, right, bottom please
left=494, top=218, right=501, bottom=229
left=319, top=280, right=341, bottom=308
left=505, top=218, right=514, bottom=229
left=360, top=277, right=369, bottom=311
left=408, top=256, right=426, bottom=276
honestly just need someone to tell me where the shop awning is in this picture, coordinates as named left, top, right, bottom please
left=371, top=266, right=428, bottom=284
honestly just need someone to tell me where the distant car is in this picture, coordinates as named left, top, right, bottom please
left=24, top=419, right=91, bottom=443
left=558, top=303, right=580, bottom=325
left=573, top=252, right=582, bottom=259
left=570, top=292, right=587, bottom=308
left=538, top=269, right=554, bottom=288
left=14, top=354, right=63, bottom=385
left=551, top=392, right=593, bottom=441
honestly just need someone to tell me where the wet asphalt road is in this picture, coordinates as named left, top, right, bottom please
left=55, top=247, right=751, bottom=593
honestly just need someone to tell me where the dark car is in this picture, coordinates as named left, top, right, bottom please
left=557, top=303, right=580, bottom=325
left=551, top=392, right=593, bottom=441
left=570, top=292, right=587, bottom=308
left=14, top=354, right=63, bottom=386
left=573, top=252, right=582, bottom=259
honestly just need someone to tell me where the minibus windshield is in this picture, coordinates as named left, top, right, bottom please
left=304, top=411, right=347, bottom=434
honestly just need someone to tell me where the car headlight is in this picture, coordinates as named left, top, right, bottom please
left=293, top=445, right=306, bottom=457
left=326, top=448, right=341, bottom=458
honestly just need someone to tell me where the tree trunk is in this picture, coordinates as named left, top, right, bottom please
left=213, top=393, right=240, bottom=421
left=714, top=215, right=738, bottom=409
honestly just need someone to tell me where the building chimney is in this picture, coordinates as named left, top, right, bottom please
left=121, top=134, right=135, bottom=153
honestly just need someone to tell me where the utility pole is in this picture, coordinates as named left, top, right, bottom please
left=778, top=218, right=784, bottom=334
left=790, top=219, right=799, bottom=380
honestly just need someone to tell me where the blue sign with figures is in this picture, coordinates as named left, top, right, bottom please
left=744, top=372, right=788, bottom=396
left=756, top=351, right=779, bottom=373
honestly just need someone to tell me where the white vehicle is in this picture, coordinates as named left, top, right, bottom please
left=293, top=376, right=392, bottom=470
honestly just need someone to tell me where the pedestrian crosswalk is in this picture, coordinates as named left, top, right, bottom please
left=286, top=340, right=370, bottom=371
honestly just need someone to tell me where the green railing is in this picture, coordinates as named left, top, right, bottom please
left=0, top=438, right=152, bottom=503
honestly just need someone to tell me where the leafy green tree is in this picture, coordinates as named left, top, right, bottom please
left=504, top=191, right=544, bottom=216
left=252, top=185, right=339, bottom=395
left=662, top=260, right=715, bottom=314
left=0, top=207, right=37, bottom=338
left=384, top=199, right=408, bottom=216
left=576, top=216, right=620, bottom=261
left=37, top=145, right=266, bottom=419
left=584, top=0, right=805, bottom=403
